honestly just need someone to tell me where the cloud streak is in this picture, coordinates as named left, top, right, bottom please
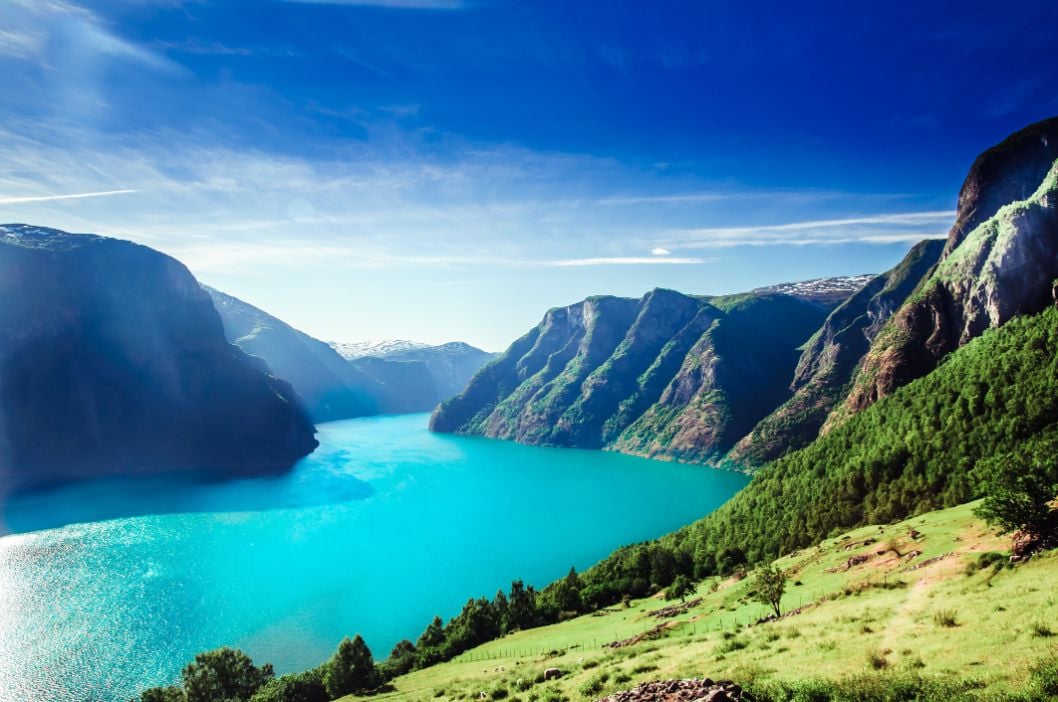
left=665, top=211, right=955, bottom=248
left=0, top=189, right=142, bottom=205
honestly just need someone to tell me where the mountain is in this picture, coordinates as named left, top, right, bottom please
left=0, top=225, right=317, bottom=493
left=381, top=342, right=499, bottom=400
left=835, top=116, right=1058, bottom=423
left=207, top=291, right=495, bottom=417
left=330, top=340, right=430, bottom=360
left=430, top=284, right=854, bottom=464
left=725, top=239, right=945, bottom=466
left=332, top=340, right=497, bottom=403
left=206, top=287, right=377, bottom=421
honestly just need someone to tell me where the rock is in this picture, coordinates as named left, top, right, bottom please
left=0, top=225, right=318, bottom=493
left=839, top=117, right=1058, bottom=421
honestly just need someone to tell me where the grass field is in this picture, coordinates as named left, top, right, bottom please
left=341, top=501, right=1058, bottom=701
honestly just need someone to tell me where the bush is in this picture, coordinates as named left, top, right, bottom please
left=491, top=686, right=509, bottom=700
left=866, top=649, right=889, bottom=670
left=932, top=610, right=958, bottom=628
left=579, top=673, right=609, bottom=698
left=1030, top=621, right=1054, bottom=638
left=249, top=671, right=328, bottom=702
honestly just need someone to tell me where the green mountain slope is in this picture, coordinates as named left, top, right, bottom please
left=431, top=286, right=850, bottom=464
left=650, top=303, right=1058, bottom=574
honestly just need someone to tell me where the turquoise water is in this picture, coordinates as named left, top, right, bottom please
left=0, top=414, right=748, bottom=702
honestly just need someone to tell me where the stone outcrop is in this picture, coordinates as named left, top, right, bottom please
left=599, top=678, right=754, bottom=702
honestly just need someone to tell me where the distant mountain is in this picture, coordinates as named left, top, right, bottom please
left=330, top=340, right=497, bottom=400
left=205, top=287, right=377, bottom=421
left=430, top=284, right=856, bottom=464
left=0, top=225, right=317, bottom=493
left=207, top=291, right=495, bottom=418
left=330, top=340, right=430, bottom=360
left=750, top=274, right=877, bottom=305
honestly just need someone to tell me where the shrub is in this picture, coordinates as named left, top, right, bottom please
left=578, top=673, right=609, bottom=698
left=491, top=686, right=509, bottom=700
left=932, top=609, right=958, bottom=627
left=1031, top=621, right=1054, bottom=638
left=866, top=649, right=889, bottom=670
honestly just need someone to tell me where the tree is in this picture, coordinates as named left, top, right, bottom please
left=506, top=580, right=537, bottom=632
left=181, top=647, right=274, bottom=702
left=750, top=563, right=787, bottom=618
left=381, top=639, right=417, bottom=678
left=416, top=616, right=445, bottom=649
left=665, top=574, right=694, bottom=601
left=249, top=671, right=328, bottom=702
left=139, top=687, right=185, bottom=702
left=975, top=456, right=1058, bottom=540
left=492, top=589, right=510, bottom=634
left=324, top=635, right=377, bottom=698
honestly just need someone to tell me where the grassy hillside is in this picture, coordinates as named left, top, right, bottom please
left=342, top=503, right=1058, bottom=702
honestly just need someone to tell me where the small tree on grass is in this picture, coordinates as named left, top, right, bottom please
left=975, top=459, right=1058, bottom=540
left=750, top=562, right=787, bottom=618
left=324, top=635, right=377, bottom=698
left=665, top=574, right=694, bottom=601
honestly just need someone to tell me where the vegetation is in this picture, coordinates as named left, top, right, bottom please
left=974, top=447, right=1058, bottom=543
left=664, top=574, right=694, bottom=602
left=750, top=564, right=787, bottom=618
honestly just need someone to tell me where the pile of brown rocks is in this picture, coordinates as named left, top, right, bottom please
left=598, top=677, right=755, bottom=702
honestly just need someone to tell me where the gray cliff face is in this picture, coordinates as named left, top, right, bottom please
left=839, top=117, right=1058, bottom=421
left=0, top=225, right=318, bottom=493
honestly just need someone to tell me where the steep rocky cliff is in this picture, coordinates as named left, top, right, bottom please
left=430, top=285, right=845, bottom=464
left=726, top=239, right=945, bottom=465
left=0, top=225, right=318, bottom=493
left=837, top=117, right=1058, bottom=422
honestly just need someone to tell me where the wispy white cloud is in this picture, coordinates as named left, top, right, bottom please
left=548, top=256, right=710, bottom=267
left=650, top=247, right=670, bottom=255
left=0, top=189, right=141, bottom=205
left=0, top=0, right=186, bottom=74
left=664, top=211, right=955, bottom=248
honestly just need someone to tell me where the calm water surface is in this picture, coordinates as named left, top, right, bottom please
left=0, top=414, right=748, bottom=702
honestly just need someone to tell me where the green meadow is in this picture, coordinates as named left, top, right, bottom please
left=343, top=502, right=1058, bottom=702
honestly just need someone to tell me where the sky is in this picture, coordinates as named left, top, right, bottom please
left=0, top=1, right=1057, bottom=350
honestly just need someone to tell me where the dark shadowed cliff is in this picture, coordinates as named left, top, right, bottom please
left=0, top=225, right=317, bottom=493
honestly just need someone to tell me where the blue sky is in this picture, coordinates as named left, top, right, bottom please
left=0, top=1, right=1056, bottom=350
